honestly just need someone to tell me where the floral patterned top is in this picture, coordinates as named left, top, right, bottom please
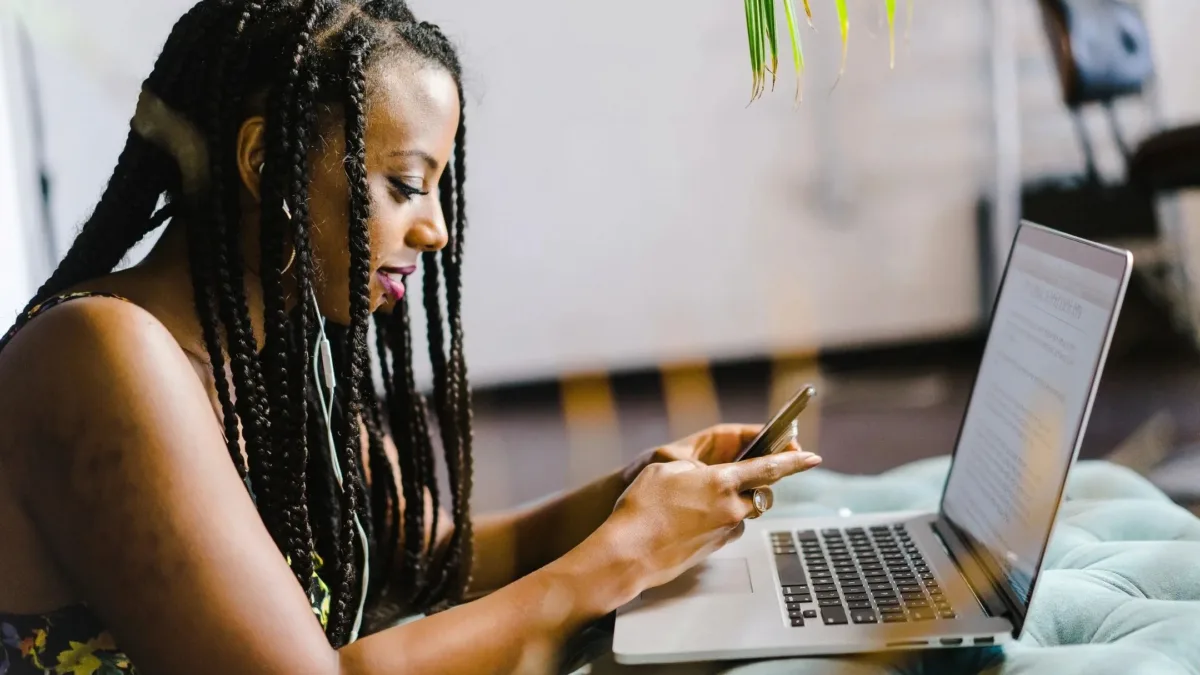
left=0, top=292, right=333, bottom=674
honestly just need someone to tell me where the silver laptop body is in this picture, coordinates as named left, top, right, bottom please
left=613, top=222, right=1133, bottom=665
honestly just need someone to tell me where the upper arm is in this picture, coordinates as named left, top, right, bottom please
left=3, top=298, right=337, bottom=675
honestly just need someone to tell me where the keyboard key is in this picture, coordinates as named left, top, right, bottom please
left=821, top=528, right=842, bottom=537
left=840, top=580, right=864, bottom=589
left=872, top=589, right=897, bottom=599
left=821, top=606, right=849, bottom=625
left=875, top=598, right=900, bottom=607
left=803, top=609, right=818, bottom=618
left=791, top=617, right=805, bottom=627
left=819, top=598, right=843, bottom=607
left=897, top=585, right=922, bottom=594
left=851, top=609, right=878, bottom=624
left=911, top=609, right=935, bottom=621
left=925, top=580, right=940, bottom=588
left=785, top=594, right=812, bottom=604
left=783, top=585, right=808, bottom=595
left=914, top=566, right=931, bottom=574
left=797, top=530, right=819, bottom=541
left=847, top=600, right=872, bottom=610
left=868, top=582, right=893, bottom=590
left=845, top=593, right=869, bottom=602
left=813, top=582, right=837, bottom=592
left=901, top=592, right=926, bottom=601
left=920, top=572, right=935, bottom=580
left=775, top=554, right=807, bottom=586
left=788, top=610, right=804, bottom=619
left=811, top=572, right=833, bottom=580
left=939, top=611, right=957, bottom=619
left=817, top=591, right=841, bottom=600
left=847, top=528, right=866, bottom=535
left=786, top=603, right=803, bottom=611
left=881, top=612, right=907, bottom=623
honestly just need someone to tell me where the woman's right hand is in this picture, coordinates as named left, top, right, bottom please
left=600, top=448, right=822, bottom=594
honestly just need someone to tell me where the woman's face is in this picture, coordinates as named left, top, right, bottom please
left=286, top=59, right=461, bottom=325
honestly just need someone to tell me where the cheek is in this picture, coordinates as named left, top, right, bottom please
left=369, top=212, right=407, bottom=257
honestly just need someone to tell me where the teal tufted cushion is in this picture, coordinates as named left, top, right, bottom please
left=718, top=457, right=1200, bottom=675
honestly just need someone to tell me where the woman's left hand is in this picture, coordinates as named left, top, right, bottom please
left=621, top=424, right=803, bottom=486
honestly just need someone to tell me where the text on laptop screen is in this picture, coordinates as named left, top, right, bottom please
left=941, top=226, right=1125, bottom=608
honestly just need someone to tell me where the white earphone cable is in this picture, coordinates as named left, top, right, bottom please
left=310, top=292, right=370, bottom=643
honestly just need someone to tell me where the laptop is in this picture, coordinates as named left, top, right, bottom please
left=613, top=221, right=1133, bottom=664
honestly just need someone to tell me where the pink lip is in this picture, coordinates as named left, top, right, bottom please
left=377, top=267, right=415, bottom=301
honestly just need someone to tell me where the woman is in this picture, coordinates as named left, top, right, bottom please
left=0, top=1, right=821, bottom=673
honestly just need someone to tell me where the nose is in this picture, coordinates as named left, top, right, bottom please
left=405, top=201, right=450, bottom=253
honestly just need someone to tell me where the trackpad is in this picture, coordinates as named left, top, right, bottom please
left=641, top=558, right=753, bottom=602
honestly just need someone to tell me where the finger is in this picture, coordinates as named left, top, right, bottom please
left=720, top=450, right=821, bottom=492
left=704, top=423, right=762, bottom=463
left=724, top=520, right=747, bottom=544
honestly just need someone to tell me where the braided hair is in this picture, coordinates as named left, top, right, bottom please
left=28, top=0, right=473, bottom=647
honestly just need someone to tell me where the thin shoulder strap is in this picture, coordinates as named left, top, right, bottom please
left=0, top=292, right=132, bottom=354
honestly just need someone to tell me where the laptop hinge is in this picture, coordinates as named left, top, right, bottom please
left=931, top=516, right=1013, bottom=620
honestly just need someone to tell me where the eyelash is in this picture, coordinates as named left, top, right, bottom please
left=389, top=177, right=429, bottom=200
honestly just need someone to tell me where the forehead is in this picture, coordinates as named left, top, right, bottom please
left=363, top=59, right=460, bottom=160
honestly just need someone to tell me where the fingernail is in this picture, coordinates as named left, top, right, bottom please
left=803, top=455, right=823, bottom=467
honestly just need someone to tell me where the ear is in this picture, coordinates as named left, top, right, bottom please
left=236, top=115, right=268, bottom=201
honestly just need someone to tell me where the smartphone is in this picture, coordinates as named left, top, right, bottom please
left=735, top=385, right=816, bottom=461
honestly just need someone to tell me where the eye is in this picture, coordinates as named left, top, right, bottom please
left=388, top=176, right=430, bottom=200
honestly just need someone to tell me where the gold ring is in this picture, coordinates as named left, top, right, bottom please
left=749, top=487, right=774, bottom=519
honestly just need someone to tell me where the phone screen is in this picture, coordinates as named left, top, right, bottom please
left=735, top=385, right=816, bottom=461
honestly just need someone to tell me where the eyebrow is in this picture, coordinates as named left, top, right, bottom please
left=389, top=150, right=438, bottom=171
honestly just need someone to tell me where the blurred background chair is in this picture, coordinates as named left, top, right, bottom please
left=1024, top=0, right=1200, bottom=512
left=1025, top=0, right=1200, bottom=309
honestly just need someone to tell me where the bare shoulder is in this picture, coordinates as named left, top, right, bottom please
left=0, top=295, right=206, bottom=482
left=0, top=296, right=336, bottom=672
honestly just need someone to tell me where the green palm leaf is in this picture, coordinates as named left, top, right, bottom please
left=801, top=0, right=815, bottom=28
left=886, top=0, right=897, bottom=68
left=782, top=0, right=806, bottom=103
left=744, top=0, right=911, bottom=103
left=832, top=0, right=850, bottom=88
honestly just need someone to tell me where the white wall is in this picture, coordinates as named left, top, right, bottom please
left=0, top=13, right=46, bottom=326
left=12, top=0, right=1193, bottom=386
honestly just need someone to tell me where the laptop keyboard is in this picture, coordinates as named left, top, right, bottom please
left=770, top=525, right=957, bottom=627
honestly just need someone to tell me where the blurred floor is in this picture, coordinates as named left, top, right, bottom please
left=468, top=279, right=1200, bottom=512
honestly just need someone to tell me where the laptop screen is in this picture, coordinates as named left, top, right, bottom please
left=939, top=223, right=1129, bottom=612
